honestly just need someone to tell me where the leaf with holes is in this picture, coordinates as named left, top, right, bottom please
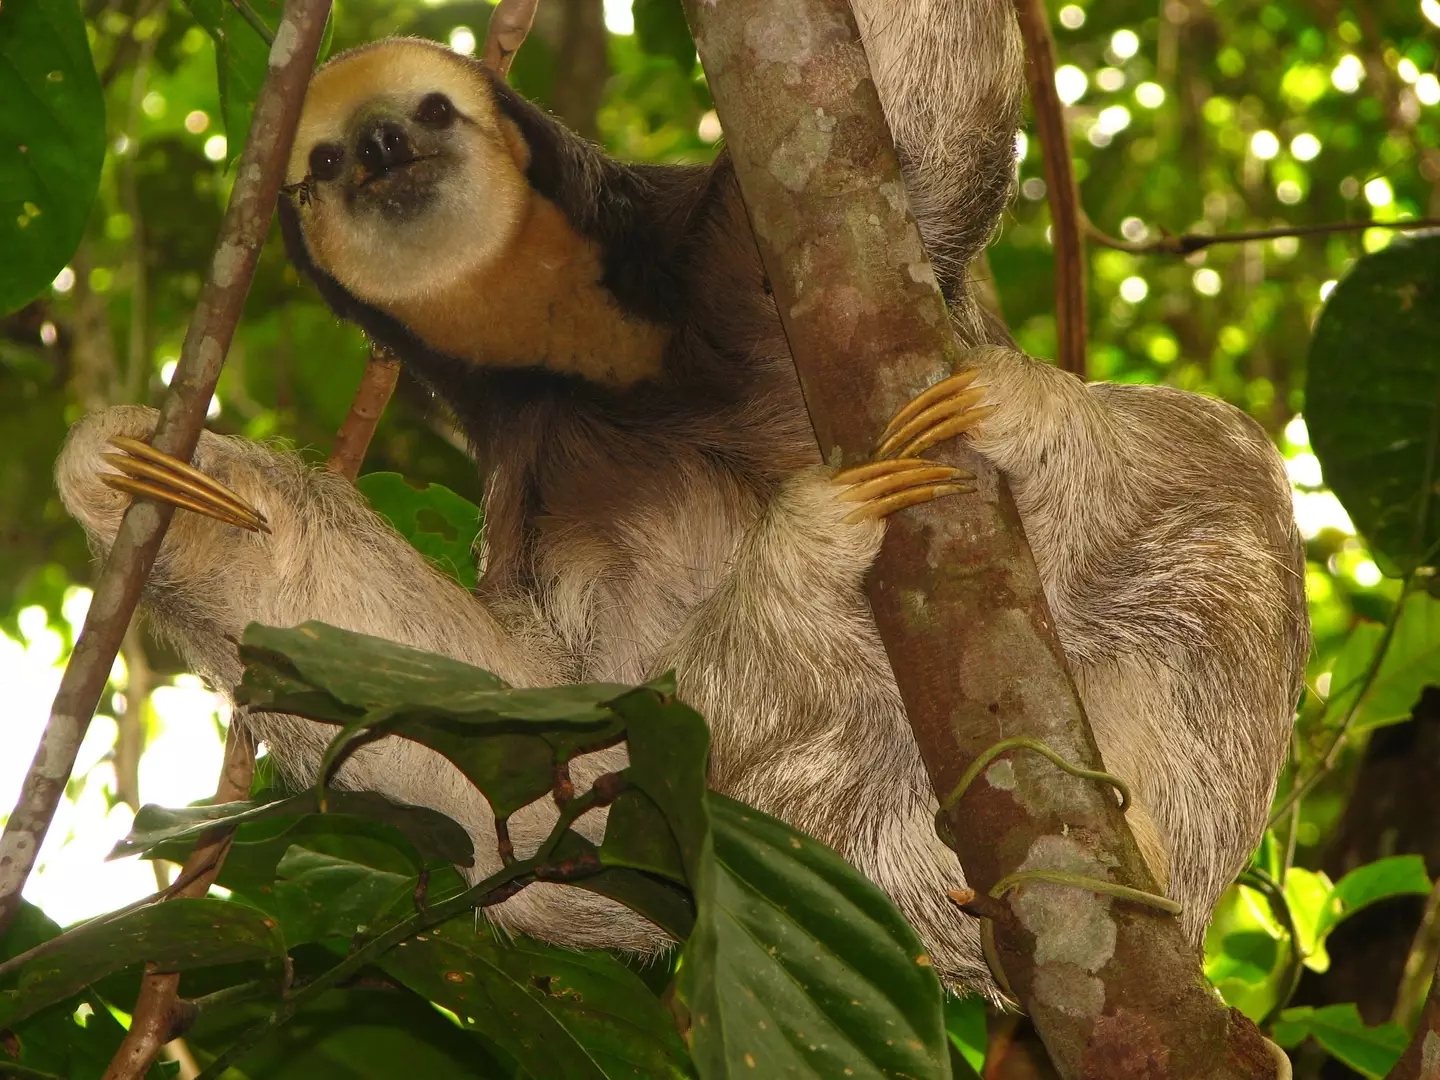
left=357, top=472, right=483, bottom=590
left=378, top=916, right=695, bottom=1080
left=680, top=794, right=950, bottom=1080
left=1308, top=234, right=1440, bottom=572
left=0, top=0, right=105, bottom=315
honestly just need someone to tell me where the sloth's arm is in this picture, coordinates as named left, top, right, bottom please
left=54, top=406, right=553, bottom=694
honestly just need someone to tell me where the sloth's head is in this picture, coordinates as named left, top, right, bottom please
left=282, top=38, right=528, bottom=308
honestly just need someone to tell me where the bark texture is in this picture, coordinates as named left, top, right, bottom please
left=0, top=0, right=332, bottom=936
left=679, top=1, right=1276, bottom=1075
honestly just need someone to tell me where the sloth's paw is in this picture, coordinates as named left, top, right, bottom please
left=874, top=367, right=997, bottom=460
left=57, top=406, right=269, bottom=545
left=831, top=458, right=973, bottom=523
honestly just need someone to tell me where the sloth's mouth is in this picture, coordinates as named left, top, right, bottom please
left=355, top=152, right=442, bottom=189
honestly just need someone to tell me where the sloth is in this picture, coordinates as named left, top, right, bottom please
left=55, top=0, right=1308, bottom=993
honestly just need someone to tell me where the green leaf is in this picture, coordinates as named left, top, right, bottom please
left=0, top=0, right=105, bottom=315
left=1283, top=867, right=1334, bottom=973
left=378, top=916, right=695, bottom=1080
left=356, top=473, right=483, bottom=590
left=1316, top=855, right=1433, bottom=940
left=1308, top=233, right=1440, bottom=572
left=0, top=903, right=149, bottom=1080
left=680, top=794, right=949, bottom=1080
left=0, top=899, right=285, bottom=1029
left=1326, top=593, right=1440, bottom=733
left=1270, top=1004, right=1407, bottom=1079
left=181, top=0, right=282, bottom=153
left=944, top=994, right=987, bottom=1076
left=268, top=847, right=416, bottom=946
left=111, top=789, right=474, bottom=868
left=183, top=984, right=522, bottom=1079
left=1204, top=885, right=1289, bottom=1023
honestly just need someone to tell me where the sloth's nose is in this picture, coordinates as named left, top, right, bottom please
left=357, top=120, right=415, bottom=176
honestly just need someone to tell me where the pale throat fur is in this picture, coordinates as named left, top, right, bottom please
left=282, top=38, right=672, bottom=389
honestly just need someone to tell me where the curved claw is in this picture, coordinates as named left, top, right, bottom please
left=834, top=457, right=974, bottom=523
left=101, top=436, right=269, bottom=533
left=875, top=369, right=996, bottom=459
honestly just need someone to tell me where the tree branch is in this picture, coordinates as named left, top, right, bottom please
left=1013, top=0, right=1086, bottom=378
left=0, top=0, right=331, bottom=939
left=483, top=0, right=540, bottom=79
left=680, top=0, right=1276, bottom=1075
left=1387, top=948, right=1440, bottom=1080
left=1088, top=216, right=1440, bottom=257
left=325, top=345, right=400, bottom=482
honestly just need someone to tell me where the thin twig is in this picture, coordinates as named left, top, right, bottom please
left=102, top=726, right=256, bottom=1080
left=1088, top=216, right=1440, bottom=256
left=1268, top=576, right=1413, bottom=830
left=482, top=0, right=540, bottom=78
left=1012, top=0, right=1086, bottom=378
left=1393, top=876, right=1440, bottom=1030
left=325, top=345, right=400, bottom=482
left=0, top=0, right=331, bottom=940
left=229, top=0, right=276, bottom=46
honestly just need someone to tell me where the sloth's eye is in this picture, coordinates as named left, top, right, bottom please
left=309, top=143, right=345, bottom=181
left=415, top=92, right=455, bottom=129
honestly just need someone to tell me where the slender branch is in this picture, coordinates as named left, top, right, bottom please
left=102, top=726, right=256, bottom=1080
left=325, top=345, right=400, bottom=482
left=1268, top=577, right=1412, bottom=829
left=1393, top=876, right=1440, bottom=1030
left=0, top=0, right=331, bottom=938
left=1012, top=0, right=1086, bottom=378
left=1386, top=952, right=1440, bottom=1079
left=229, top=0, right=276, bottom=46
left=482, top=0, right=540, bottom=78
left=1088, top=216, right=1440, bottom=257
left=680, top=0, right=1274, bottom=1075
left=1239, top=869, right=1306, bottom=1028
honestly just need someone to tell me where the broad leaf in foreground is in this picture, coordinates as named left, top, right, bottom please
left=1308, top=234, right=1440, bottom=572
left=680, top=795, right=950, bottom=1080
left=379, top=916, right=695, bottom=1080
left=1325, top=593, right=1440, bottom=732
left=0, top=899, right=285, bottom=1029
left=0, top=0, right=105, bottom=315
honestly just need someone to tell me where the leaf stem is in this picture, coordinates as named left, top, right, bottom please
left=228, top=0, right=276, bottom=44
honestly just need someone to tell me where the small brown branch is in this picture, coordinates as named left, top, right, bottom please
left=1393, top=876, right=1440, bottom=1031
left=1012, top=0, right=1086, bottom=378
left=1387, top=953, right=1440, bottom=1080
left=325, top=344, right=400, bottom=481
left=683, top=0, right=1275, bottom=1075
left=1088, top=216, right=1440, bottom=257
left=482, top=0, right=540, bottom=78
left=101, top=725, right=256, bottom=1080
left=0, top=0, right=331, bottom=937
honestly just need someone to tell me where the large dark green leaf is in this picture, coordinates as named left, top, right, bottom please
left=1308, top=234, right=1440, bottom=572
left=0, top=0, right=105, bottom=315
left=378, top=916, right=695, bottom=1080
left=0, top=899, right=285, bottom=1029
left=267, top=847, right=416, bottom=946
left=680, top=795, right=949, bottom=1080
left=357, top=472, right=483, bottom=591
left=111, top=789, right=474, bottom=867
left=183, top=985, right=521, bottom=1079
left=0, top=903, right=155, bottom=1080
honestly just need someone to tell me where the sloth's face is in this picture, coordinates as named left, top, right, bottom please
left=285, top=40, right=529, bottom=306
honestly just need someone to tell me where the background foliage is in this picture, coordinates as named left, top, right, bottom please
left=3, top=0, right=1440, bottom=1076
